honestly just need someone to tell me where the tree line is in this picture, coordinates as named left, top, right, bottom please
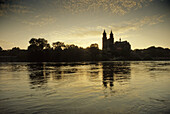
left=0, top=38, right=102, bottom=62
left=0, top=38, right=170, bottom=62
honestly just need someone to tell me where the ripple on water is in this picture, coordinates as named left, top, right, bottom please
left=0, top=61, right=170, bottom=113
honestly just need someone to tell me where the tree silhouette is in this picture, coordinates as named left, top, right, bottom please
left=27, top=38, right=50, bottom=61
left=90, top=43, right=99, bottom=49
left=52, top=41, right=65, bottom=50
left=28, top=38, right=50, bottom=51
left=0, top=37, right=170, bottom=62
left=63, top=44, right=82, bottom=61
left=12, top=47, right=20, bottom=51
left=87, top=43, right=101, bottom=61
left=0, top=47, right=2, bottom=51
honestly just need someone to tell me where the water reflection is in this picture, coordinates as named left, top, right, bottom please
left=51, top=67, right=78, bottom=81
left=88, top=63, right=100, bottom=82
left=27, top=62, right=131, bottom=90
left=102, top=62, right=131, bottom=89
left=51, top=70, right=62, bottom=80
left=28, top=63, right=50, bottom=89
left=0, top=62, right=170, bottom=113
left=102, top=62, right=114, bottom=88
left=0, top=63, right=27, bottom=72
left=27, top=63, right=81, bottom=89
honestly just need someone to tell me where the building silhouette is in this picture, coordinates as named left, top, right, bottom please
left=102, top=30, right=131, bottom=53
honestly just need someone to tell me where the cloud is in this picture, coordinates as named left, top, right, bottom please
left=0, top=0, right=163, bottom=17
left=21, top=14, right=164, bottom=48
left=22, top=15, right=57, bottom=26
left=72, top=30, right=101, bottom=37
left=0, top=0, right=33, bottom=16
left=108, top=15, right=165, bottom=33
left=0, top=40, right=15, bottom=49
left=68, top=15, right=164, bottom=38
left=63, top=0, right=153, bottom=15
left=0, top=9, right=6, bottom=16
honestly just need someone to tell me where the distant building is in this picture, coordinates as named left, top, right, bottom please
left=102, top=30, right=131, bottom=53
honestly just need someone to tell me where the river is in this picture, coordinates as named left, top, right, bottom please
left=0, top=61, right=170, bottom=113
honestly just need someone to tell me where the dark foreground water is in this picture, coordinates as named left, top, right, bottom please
left=0, top=61, right=170, bottom=114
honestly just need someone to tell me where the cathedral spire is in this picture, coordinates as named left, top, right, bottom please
left=102, top=30, right=107, bottom=50
left=103, top=30, right=107, bottom=38
left=110, top=30, right=114, bottom=44
left=103, top=30, right=106, bottom=34
left=110, top=30, right=113, bottom=35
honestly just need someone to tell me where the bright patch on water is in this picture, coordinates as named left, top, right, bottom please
left=0, top=61, right=170, bottom=113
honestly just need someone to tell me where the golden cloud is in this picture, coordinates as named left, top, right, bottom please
left=63, top=0, right=153, bottom=15
left=68, top=15, right=164, bottom=37
left=0, top=40, right=15, bottom=49
left=0, top=1, right=32, bottom=16
left=22, top=16, right=57, bottom=26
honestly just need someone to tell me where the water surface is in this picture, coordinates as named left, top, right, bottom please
left=0, top=61, right=170, bottom=113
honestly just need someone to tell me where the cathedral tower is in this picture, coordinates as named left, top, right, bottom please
left=110, top=30, right=114, bottom=44
left=102, top=30, right=107, bottom=50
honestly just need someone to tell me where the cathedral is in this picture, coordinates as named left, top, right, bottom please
left=102, top=30, right=131, bottom=52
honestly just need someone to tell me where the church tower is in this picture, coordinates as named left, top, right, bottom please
left=102, top=30, right=107, bottom=50
left=110, top=30, right=114, bottom=44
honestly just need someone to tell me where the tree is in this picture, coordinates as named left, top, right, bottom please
left=65, top=44, right=78, bottom=50
left=29, top=38, right=37, bottom=46
left=87, top=43, right=101, bottom=61
left=63, top=44, right=83, bottom=61
left=28, top=38, right=50, bottom=51
left=0, top=46, right=2, bottom=51
left=52, top=41, right=65, bottom=50
left=12, top=47, right=20, bottom=51
left=27, top=38, right=50, bottom=62
left=90, top=43, right=99, bottom=49
left=37, top=38, right=49, bottom=50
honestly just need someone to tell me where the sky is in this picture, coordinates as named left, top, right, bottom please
left=0, top=0, right=170, bottom=50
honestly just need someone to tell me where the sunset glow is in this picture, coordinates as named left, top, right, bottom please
left=0, top=0, right=170, bottom=49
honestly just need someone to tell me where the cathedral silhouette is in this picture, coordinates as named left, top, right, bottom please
left=102, top=30, right=131, bottom=52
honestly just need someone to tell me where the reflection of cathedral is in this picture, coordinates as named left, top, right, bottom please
left=102, top=30, right=131, bottom=52
left=102, top=63, right=114, bottom=88
left=102, top=62, right=131, bottom=88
